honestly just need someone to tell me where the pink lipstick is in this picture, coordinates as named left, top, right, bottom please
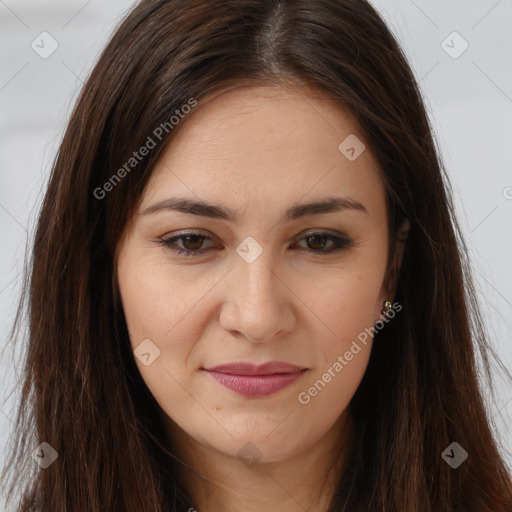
left=203, top=361, right=307, bottom=397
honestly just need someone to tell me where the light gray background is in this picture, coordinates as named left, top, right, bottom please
left=1, top=0, right=511, bottom=506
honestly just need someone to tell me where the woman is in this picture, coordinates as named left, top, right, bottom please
left=2, top=0, right=511, bottom=510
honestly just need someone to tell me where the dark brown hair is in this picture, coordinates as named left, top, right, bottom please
left=2, top=0, right=512, bottom=510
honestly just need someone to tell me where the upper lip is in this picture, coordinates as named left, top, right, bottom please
left=204, top=361, right=306, bottom=375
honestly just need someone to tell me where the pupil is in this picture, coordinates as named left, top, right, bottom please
left=307, top=235, right=325, bottom=250
left=184, top=235, right=204, bottom=250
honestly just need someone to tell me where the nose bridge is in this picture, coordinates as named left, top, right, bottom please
left=234, top=234, right=279, bottom=296
left=235, top=249, right=281, bottom=315
left=220, top=247, right=295, bottom=342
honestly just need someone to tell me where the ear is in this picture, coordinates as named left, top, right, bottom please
left=382, top=218, right=410, bottom=304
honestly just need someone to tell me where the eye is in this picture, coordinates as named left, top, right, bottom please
left=157, top=230, right=354, bottom=258
left=159, top=231, right=216, bottom=257
left=291, top=231, right=353, bottom=254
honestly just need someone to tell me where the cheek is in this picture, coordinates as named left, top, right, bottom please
left=118, top=262, right=203, bottom=434
left=303, top=264, right=385, bottom=348
left=293, top=267, right=382, bottom=412
left=116, top=253, right=214, bottom=404
left=117, top=251, right=197, bottom=345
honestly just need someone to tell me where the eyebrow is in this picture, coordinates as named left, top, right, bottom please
left=140, top=196, right=368, bottom=222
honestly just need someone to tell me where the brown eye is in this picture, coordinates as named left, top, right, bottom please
left=159, top=231, right=216, bottom=257
left=179, top=234, right=208, bottom=251
left=294, top=232, right=353, bottom=254
left=305, top=234, right=331, bottom=251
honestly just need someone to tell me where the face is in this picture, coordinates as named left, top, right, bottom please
left=116, top=85, right=398, bottom=465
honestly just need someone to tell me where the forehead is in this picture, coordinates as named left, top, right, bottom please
left=163, top=85, right=361, bottom=159
left=141, top=85, right=386, bottom=221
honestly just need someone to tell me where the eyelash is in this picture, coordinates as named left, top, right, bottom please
left=157, top=230, right=354, bottom=258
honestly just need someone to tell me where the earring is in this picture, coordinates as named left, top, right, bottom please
left=374, top=301, right=394, bottom=330
left=382, top=300, right=393, bottom=314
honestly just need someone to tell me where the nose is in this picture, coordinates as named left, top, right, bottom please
left=219, top=254, right=296, bottom=343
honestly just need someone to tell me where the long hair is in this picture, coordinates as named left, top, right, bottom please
left=2, top=0, right=511, bottom=510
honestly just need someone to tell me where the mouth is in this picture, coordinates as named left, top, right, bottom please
left=202, top=361, right=308, bottom=397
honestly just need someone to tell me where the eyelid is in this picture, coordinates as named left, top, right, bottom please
left=163, top=228, right=212, bottom=238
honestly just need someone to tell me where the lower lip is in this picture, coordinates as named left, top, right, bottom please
left=204, top=370, right=307, bottom=397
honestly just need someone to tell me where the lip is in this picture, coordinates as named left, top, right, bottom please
left=202, top=361, right=307, bottom=397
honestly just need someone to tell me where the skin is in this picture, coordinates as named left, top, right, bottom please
left=116, top=84, right=409, bottom=512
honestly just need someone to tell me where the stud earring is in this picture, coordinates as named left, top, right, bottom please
left=382, top=300, right=393, bottom=314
